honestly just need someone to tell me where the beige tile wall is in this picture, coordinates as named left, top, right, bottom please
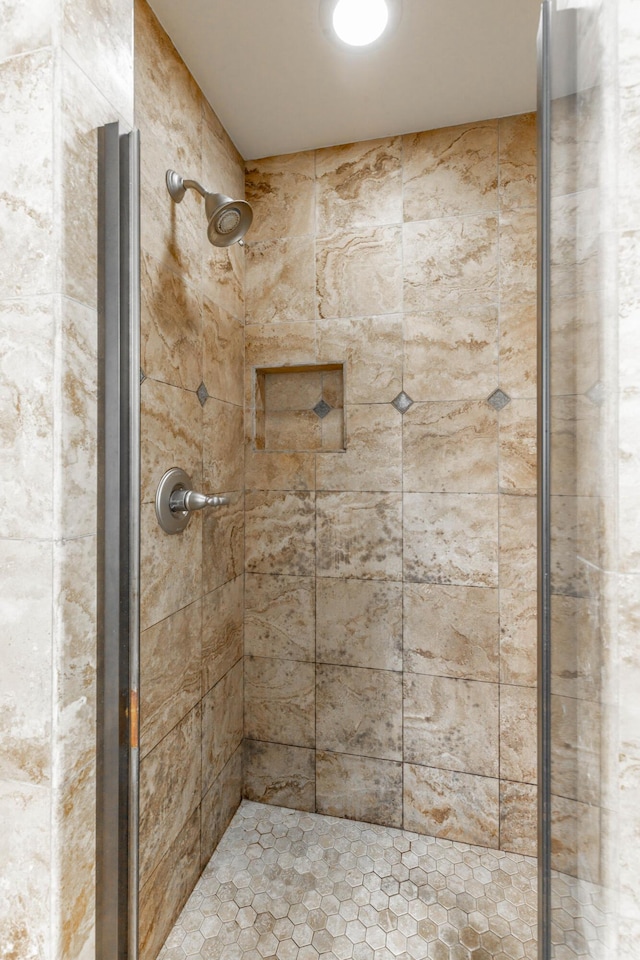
left=135, top=3, right=245, bottom=957
left=243, top=116, right=538, bottom=855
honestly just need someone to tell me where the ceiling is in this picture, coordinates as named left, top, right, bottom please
left=148, top=0, right=542, bottom=160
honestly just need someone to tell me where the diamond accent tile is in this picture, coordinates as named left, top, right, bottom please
left=313, top=399, right=332, bottom=419
left=140, top=368, right=147, bottom=385
left=156, top=800, right=543, bottom=960
left=585, top=380, right=605, bottom=406
left=487, top=388, right=511, bottom=411
left=391, top=391, right=414, bottom=414
left=197, top=382, right=209, bottom=406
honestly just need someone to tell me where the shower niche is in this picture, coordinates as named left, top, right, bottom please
left=253, top=362, right=345, bottom=452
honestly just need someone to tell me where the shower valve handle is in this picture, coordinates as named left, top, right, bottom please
left=169, top=488, right=230, bottom=513
left=155, top=468, right=229, bottom=534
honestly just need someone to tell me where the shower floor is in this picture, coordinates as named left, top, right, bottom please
left=158, top=800, right=537, bottom=960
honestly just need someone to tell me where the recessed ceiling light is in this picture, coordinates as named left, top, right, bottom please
left=320, top=0, right=402, bottom=50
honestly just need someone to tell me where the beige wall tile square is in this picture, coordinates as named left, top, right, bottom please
left=202, top=576, right=243, bottom=694
left=403, top=400, right=498, bottom=494
left=0, top=0, right=51, bottom=60
left=498, top=113, right=537, bottom=212
left=243, top=740, right=315, bottom=812
left=201, top=746, right=242, bottom=867
left=140, top=378, right=202, bottom=505
left=316, top=316, right=403, bottom=404
left=139, top=705, right=201, bottom=886
left=245, top=574, right=315, bottom=662
left=403, top=763, right=499, bottom=847
left=500, top=685, right=537, bottom=785
left=317, top=492, right=403, bottom=581
left=316, top=578, right=402, bottom=671
left=245, top=447, right=316, bottom=491
left=55, top=760, right=96, bottom=959
left=264, top=370, right=323, bottom=410
left=403, top=493, right=499, bottom=587
left=499, top=302, right=537, bottom=400
left=203, top=398, right=244, bottom=494
left=499, top=398, right=537, bottom=496
left=550, top=495, right=602, bottom=599
left=202, top=660, right=243, bottom=793
left=316, top=137, right=402, bottom=233
left=202, top=491, right=244, bottom=593
left=403, top=216, right=498, bottom=311
left=404, top=674, right=499, bottom=777
left=316, top=752, right=402, bottom=827
left=549, top=295, right=601, bottom=399
left=316, top=226, right=403, bottom=320
left=245, top=151, right=315, bottom=242
left=403, top=306, right=498, bottom=403
left=551, top=694, right=601, bottom=805
left=403, top=121, right=498, bottom=221
left=499, top=210, right=537, bottom=303
left=245, top=236, right=315, bottom=324
left=404, top=583, right=499, bottom=681
left=202, top=238, right=245, bottom=323
left=203, top=299, right=244, bottom=406
left=265, top=409, right=322, bottom=451
left=140, top=503, right=202, bottom=631
left=140, top=600, right=201, bottom=758
left=202, top=98, right=245, bottom=203
left=551, top=395, right=604, bottom=499
left=499, top=495, right=537, bottom=592
left=499, top=781, right=537, bottom=857
left=500, top=590, right=538, bottom=687
left=245, top=490, right=316, bottom=576
left=316, top=404, right=402, bottom=492
left=550, top=794, right=601, bottom=883
left=244, top=657, right=315, bottom=748
left=550, top=595, right=600, bottom=701
left=316, top=664, right=402, bottom=761
left=245, top=322, right=316, bottom=368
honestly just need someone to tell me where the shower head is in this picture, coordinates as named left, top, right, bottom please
left=166, top=170, right=253, bottom=247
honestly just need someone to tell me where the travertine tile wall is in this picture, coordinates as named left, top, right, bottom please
left=0, top=0, right=133, bottom=957
left=134, top=3, right=245, bottom=957
left=243, top=116, right=538, bottom=855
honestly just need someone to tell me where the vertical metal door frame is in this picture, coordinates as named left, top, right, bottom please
left=537, top=3, right=552, bottom=959
left=97, top=120, right=141, bottom=960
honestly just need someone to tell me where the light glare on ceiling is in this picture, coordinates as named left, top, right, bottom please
left=332, top=0, right=390, bottom=46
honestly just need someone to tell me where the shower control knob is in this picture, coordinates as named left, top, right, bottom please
left=155, top=467, right=229, bottom=535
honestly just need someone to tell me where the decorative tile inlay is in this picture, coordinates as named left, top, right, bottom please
left=197, top=381, right=209, bottom=407
left=140, top=368, right=147, bottom=384
left=585, top=380, right=606, bottom=406
left=313, top=398, right=332, bottom=419
left=487, top=388, right=511, bottom=411
left=157, top=800, right=538, bottom=960
left=391, top=390, right=414, bottom=414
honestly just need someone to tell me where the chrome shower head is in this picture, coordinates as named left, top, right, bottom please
left=166, top=170, right=253, bottom=247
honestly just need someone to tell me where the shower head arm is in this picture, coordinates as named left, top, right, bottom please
left=166, top=169, right=208, bottom=204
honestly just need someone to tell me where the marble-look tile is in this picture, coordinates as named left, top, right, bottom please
left=141, top=252, right=202, bottom=391
left=404, top=674, right=499, bottom=777
left=245, top=151, right=315, bottom=242
left=244, top=574, right=315, bottom=662
left=140, top=600, right=201, bottom=758
left=403, top=492, right=499, bottom=587
left=316, top=404, right=402, bottom=492
left=139, top=705, right=201, bottom=885
left=499, top=398, right=537, bottom=496
left=203, top=397, right=243, bottom=495
left=316, top=137, right=402, bottom=233
left=202, top=660, right=243, bottom=793
left=203, top=237, right=245, bottom=323
left=265, top=409, right=322, bottom=451
left=140, top=502, right=202, bottom=630
left=498, top=210, right=537, bottom=303
left=403, top=306, right=498, bottom=403
left=0, top=0, right=52, bottom=59
left=403, top=121, right=498, bottom=221
left=0, top=297, right=53, bottom=538
left=201, top=746, right=242, bottom=867
left=202, top=491, right=244, bottom=593
left=499, top=781, right=537, bottom=857
left=0, top=538, right=52, bottom=785
left=243, top=740, right=315, bottom=812
left=550, top=794, right=601, bottom=883
left=550, top=694, right=601, bottom=806
left=63, top=0, right=133, bottom=123
left=403, top=583, right=499, bottom=681
left=403, top=400, right=498, bottom=494
left=316, top=664, right=402, bottom=761
left=551, top=395, right=604, bottom=499
left=245, top=490, right=315, bottom=576
left=244, top=657, right=315, bottom=748
left=201, top=98, right=246, bottom=207
left=316, top=751, right=402, bottom=828
left=0, top=49, right=54, bottom=298
left=245, top=447, right=316, bottom=491
left=245, top=236, right=315, bottom=324
left=139, top=807, right=201, bottom=960
left=316, top=578, right=402, bottom=671
left=246, top=322, right=316, bottom=369
left=550, top=495, right=602, bottom=599
left=550, top=594, right=600, bottom=701
left=140, top=378, right=202, bottom=504
left=202, top=576, right=243, bottom=694
left=316, top=226, right=403, bottom=320
left=264, top=369, right=323, bottom=410
left=498, top=302, right=537, bottom=400
left=0, top=780, right=50, bottom=959
left=500, top=590, right=538, bottom=687
left=499, top=495, right=537, bottom=592
left=403, top=763, right=500, bottom=847
left=202, top=297, right=244, bottom=406
left=403, top=216, right=498, bottom=311
left=500, top=685, right=537, bottom=785
left=498, top=114, right=537, bottom=212
left=55, top=760, right=96, bottom=960
left=316, top=492, right=403, bottom=581
left=316, top=315, right=403, bottom=404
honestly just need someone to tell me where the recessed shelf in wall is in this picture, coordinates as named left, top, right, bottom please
left=253, top=363, right=345, bottom=452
